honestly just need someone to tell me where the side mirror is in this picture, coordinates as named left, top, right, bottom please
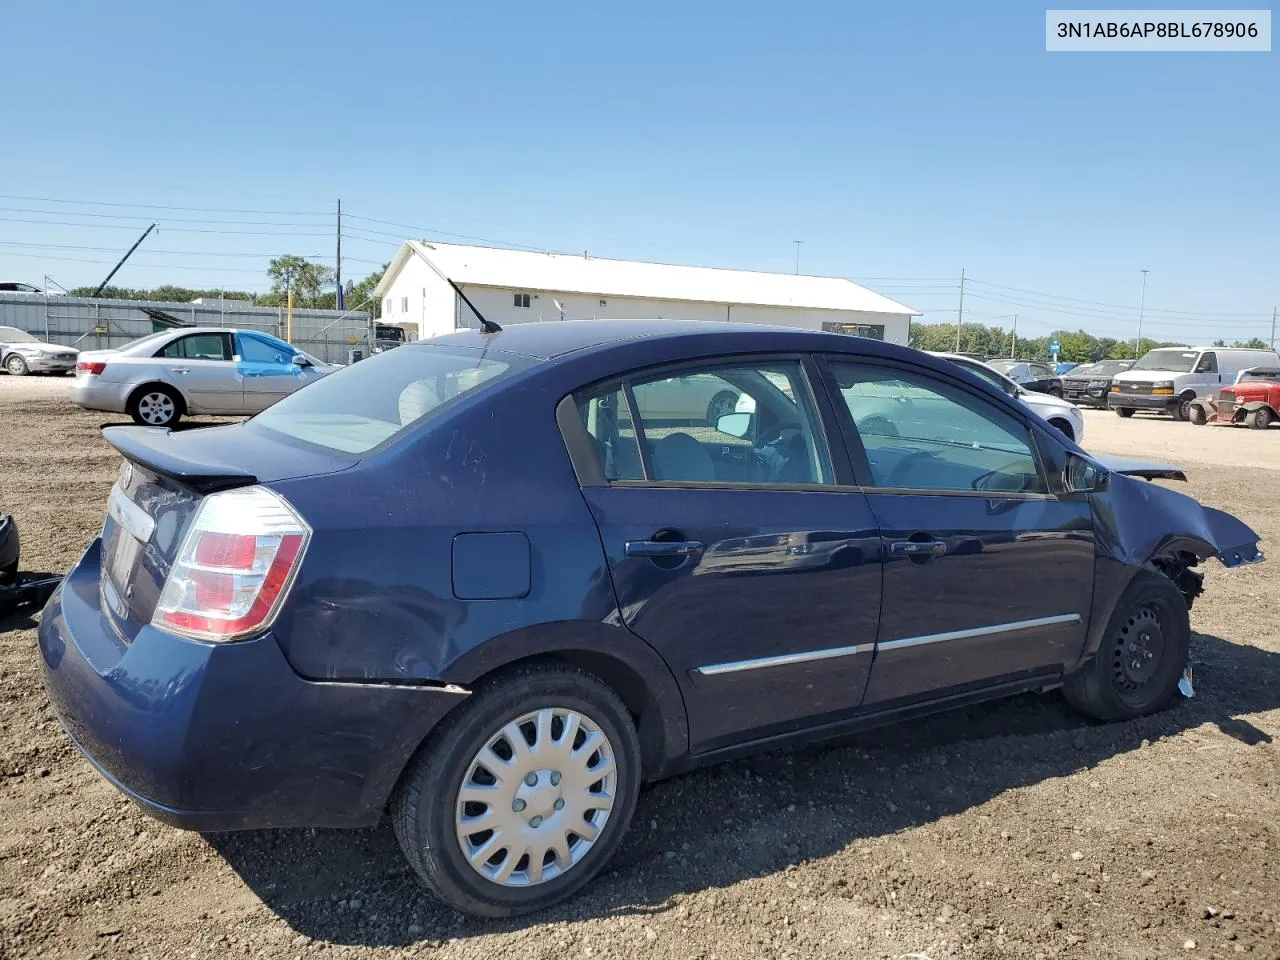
left=292, top=354, right=312, bottom=367
left=1064, top=453, right=1108, bottom=493
left=716, top=412, right=753, bottom=439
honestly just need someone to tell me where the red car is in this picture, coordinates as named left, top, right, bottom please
left=1190, top=369, right=1280, bottom=429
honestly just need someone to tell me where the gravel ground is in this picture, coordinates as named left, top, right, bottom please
left=1, top=381, right=1277, bottom=960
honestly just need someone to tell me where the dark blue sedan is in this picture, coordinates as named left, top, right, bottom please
left=39, top=320, right=1263, bottom=917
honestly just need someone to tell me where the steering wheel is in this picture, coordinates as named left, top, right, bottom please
left=970, top=462, right=1032, bottom=492
left=750, top=421, right=806, bottom=482
left=883, top=450, right=937, bottom=488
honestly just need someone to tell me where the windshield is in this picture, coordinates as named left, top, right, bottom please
left=1131, top=349, right=1199, bottom=373
left=250, top=345, right=530, bottom=455
left=0, top=326, right=40, bottom=343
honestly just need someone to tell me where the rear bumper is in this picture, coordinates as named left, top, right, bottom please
left=69, top=379, right=127, bottom=414
left=39, top=540, right=467, bottom=831
left=1107, top=394, right=1176, bottom=411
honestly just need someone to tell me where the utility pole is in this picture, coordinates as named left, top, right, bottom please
left=1271, top=305, right=1277, bottom=350
left=955, top=267, right=966, bottom=352
left=793, top=241, right=803, bottom=275
left=92, top=223, right=157, bottom=297
left=1011, top=314, right=1018, bottom=357
left=1135, top=268, right=1149, bottom=355
left=336, top=199, right=343, bottom=310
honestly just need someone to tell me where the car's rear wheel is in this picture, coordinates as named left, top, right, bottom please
left=5, top=355, right=29, bottom=376
left=128, top=386, right=183, bottom=427
left=392, top=664, right=641, bottom=918
left=1248, top=406, right=1274, bottom=430
left=1189, top=404, right=1208, bottom=426
left=1063, top=571, right=1190, bottom=722
left=1115, top=407, right=1134, bottom=418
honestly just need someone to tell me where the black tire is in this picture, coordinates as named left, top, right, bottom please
left=127, top=385, right=183, bottom=427
left=1048, top=418, right=1074, bottom=442
left=1115, top=407, right=1135, bottom=418
left=1248, top=406, right=1274, bottom=430
left=392, top=664, right=641, bottom=918
left=705, top=390, right=740, bottom=426
left=1063, top=571, right=1190, bottom=722
left=1172, top=396, right=1193, bottom=422
left=1188, top=404, right=1208, bottom=426
left=4, top=354, right=29, bottom=376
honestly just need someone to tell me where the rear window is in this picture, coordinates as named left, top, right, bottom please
left=250, top=346, right=528, bottom=454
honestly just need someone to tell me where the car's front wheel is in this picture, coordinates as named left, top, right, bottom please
left=4, top=355, right=29, bottom=376
left=1248, top=406, right=1274, bottom=430
left=1115, top=407, right=1135, bottom=418
left=1173, top=396, right=1193, bottom=422
left=1063, top=570, right=1190, bottom=722
left=128, top=386, right=183, bottom=427
left=1189, top=404, right=1208, bottom=426
left=392, top=664, right=641, bottom=918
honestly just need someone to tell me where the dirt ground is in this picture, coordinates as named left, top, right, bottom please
left=1, top=378, right=1277, bottom=960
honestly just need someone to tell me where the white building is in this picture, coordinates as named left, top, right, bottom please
left=374, top=241, right=918, bottom=344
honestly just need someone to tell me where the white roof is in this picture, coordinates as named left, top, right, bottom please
left=377, top=241, right=917, bottom=316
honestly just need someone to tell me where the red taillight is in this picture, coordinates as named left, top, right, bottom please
left=153, top=486, right=310, bottom=642
left=77, top=360, right=107, bottom=375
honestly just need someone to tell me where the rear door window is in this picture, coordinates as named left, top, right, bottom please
left=576, top=359, right=833, bottom=486
left=157, top=333, right=232, bottom=361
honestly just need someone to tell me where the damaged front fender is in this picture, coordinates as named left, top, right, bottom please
left=1092, top=471, right=1264, bottom=568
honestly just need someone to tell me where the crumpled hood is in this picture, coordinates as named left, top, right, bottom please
left=1093, top=471, right=1263, bottom=568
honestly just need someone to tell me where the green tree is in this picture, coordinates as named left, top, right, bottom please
left=265, top=255, right=334, bottom=308
left=1232, top=337, right=1270, bottom=349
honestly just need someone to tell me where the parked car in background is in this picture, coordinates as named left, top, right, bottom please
left=930, top=352, right=1085, bottom=442
left=0, top=326, right=79, bottom=376
left=70, top=327, right=338, bottom=426
left=0, top=281, right=58, bottom=294
left=1109, top=346, right=1280, bottom=421
left=1190, top=369, right=1280, bottom=429
left=1060, top=359, right=1136, bottom=407
left=984, top=359, right=1064, bottom=397
left=1055, top=362, right=1080, bottom=376
left=41, top=320, right=1263, bottom=918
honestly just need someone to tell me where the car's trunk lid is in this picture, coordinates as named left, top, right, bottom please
left=98, top=423, right=352, bottom=640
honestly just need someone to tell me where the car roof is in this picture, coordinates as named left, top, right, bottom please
left=422, top=318, right=891, bottom=361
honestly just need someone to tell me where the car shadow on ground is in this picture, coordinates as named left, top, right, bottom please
left=208, top=631, right=1280, bottom=947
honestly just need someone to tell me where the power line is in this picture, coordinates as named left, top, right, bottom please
left=0, top=240, right=326, bottom=258
left=0, top=193, right=329, bottom=216
left=966, top=276, right=1264, bottom=319
left=0, top=216, right=332, bottom=237
left=0, top=205, right=331, bottom=227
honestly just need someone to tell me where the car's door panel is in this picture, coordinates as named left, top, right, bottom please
left=820, top=357, right=1095, bottom=707
left=237, top=333, right=317, bottom=413
left=154, top=332, right=239, bottom=413
left=576, top=356, right=883, bottom=753
left=582, top=485, right=882, bottom=752
left=860, top=492, right=1093, bottom=704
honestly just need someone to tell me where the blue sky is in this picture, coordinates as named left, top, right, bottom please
left=2, top=1, right=1276, bottom=342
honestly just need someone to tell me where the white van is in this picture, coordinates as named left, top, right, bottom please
left=1108, top=346, right=1280, bottom=421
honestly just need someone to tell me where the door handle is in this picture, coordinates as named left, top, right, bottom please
left=172, top=367, right=189, bottom=375
left=890, top=540, right=947, bottom=557
left=625, top=540, right=704, bottom=559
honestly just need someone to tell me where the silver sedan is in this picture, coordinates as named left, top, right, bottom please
left=71, top=327, right=338, bottom=426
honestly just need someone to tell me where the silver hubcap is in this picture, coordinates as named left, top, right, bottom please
left=138, top=392, right=175, bottom=424
left=6, top=357, right=24, bottom=373
left=455, top=707, right=617, bottom=888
